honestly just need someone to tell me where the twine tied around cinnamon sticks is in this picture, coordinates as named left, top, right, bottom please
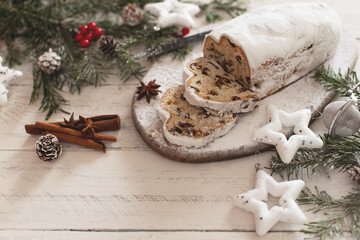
left=25, top=113, right=121, bottom=152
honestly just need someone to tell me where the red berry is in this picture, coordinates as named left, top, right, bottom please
left=181, top=28, right=190, bottom=38
left=84, top=33, right=93, bottom=41
left=75, top=33, right=84, bottom=42
left=92, top=28, right=103, bottom=40
left=79, top=25, right=88, bottom=34
left=87, top=22, right=97, bottom=32
left=79, top=39, right=90, bottom=48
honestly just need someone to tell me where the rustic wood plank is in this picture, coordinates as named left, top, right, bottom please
left=0, top=231, right=306, bottom=240
left=0, top=150, right=354, bottom=231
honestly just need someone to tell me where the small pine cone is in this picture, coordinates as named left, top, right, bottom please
left=122, top=3, right=143, bottom=26
left=35, top=134, right=62, bottom=161
left=98, top=35, right=119, bottom=56
left=37, top=48, right=61, bottom=75
left=348, top=165, right=360, bottom=185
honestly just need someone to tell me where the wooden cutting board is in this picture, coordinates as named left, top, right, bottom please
left=132, top=30, right=359, bottom=163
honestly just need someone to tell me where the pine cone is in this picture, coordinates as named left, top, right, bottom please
left=122, top=3, right=143, bottom=26
left=98, top=35, right=119, bottom=56
left=37, top=48, right=61, bottom=75
left=35, top=134, right=62, bottom=161
left=348, top=165, right=360, bottom=185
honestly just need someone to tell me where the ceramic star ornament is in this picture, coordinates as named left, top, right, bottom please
left=233, top=169, right=307, bottom=236
left=144, top=0, right=200, bottom=28
left=253, top=104, right=323, bottom=164
left=0, top=56, right=23, bottom=105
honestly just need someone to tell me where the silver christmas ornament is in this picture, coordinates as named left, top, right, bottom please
left=37, top=48, right=61, bottom=75
left=322, top=100, right=360, bottom=137
left=35, top=134, right=62, bottom=161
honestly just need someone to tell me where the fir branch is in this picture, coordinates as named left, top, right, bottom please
left=31, top=67, right=69, bottom=120
left=171, top=44, right=193, bottom=60
left=269, top=133, right=360, bottom=179
left=298, top=187, right=360, bottom=239
left=115, top=38, right=145, bottom=82
left=195, top=0, right=248, bottom=22
left=78, top=45, right=112, bottom=87
left=205, top=11, right=223, bottom=23
left=312, top=65, right=360, bottom=98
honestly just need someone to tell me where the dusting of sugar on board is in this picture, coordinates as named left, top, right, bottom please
left=132, top=30, right=358, bottom=163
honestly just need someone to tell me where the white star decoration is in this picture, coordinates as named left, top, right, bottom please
left=233, top=169, right=307, bottom=236
left=0, top=56, right=23, bottom=106
left=144, top=0, right=200, bottom=28
left=253, top=104, right=323, bottom=164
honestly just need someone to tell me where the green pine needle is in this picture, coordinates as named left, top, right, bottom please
left=312, top=65, right=360, bottom=98
left=269, top=133, right=360, bottom=179
left=205, top=11, right=223, bottom=23
left=298, top=187, right=360, bottom=239
left=196, top=0, right=248, bottom=21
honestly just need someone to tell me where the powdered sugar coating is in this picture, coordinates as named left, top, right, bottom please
left=132, top=28, right=358, bottom=162
left=209, top=2, right=340, bottom=68
left=184, top=3, right=341, bottom=113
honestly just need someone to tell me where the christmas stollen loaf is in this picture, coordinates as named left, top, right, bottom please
left=158, top=85, right=236, bottom=148
left=184, top=2, right=341, bottom=113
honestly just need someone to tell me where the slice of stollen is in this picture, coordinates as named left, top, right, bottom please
left=158, top=85, right=236, bottom=148
left=184, top=2, right=341, bottom=113
left=183, top=57, right=260, bottom=113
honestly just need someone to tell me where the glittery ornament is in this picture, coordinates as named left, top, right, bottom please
left=35, top=134, right=62, bottom=161
left=233, top=169, right=306, bottom=236
left=37, top=48, right=61, bottom=75
left=253, top=104, right=323, bottom=164
left=122, top=3, right=143, bottom=26
left=322, top=100, right=360, bottom=137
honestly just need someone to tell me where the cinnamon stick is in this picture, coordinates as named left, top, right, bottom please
left=25, top=114, right=121, bottom=135
left=42, top=131, right=106, bottom=152
left=88, top=115, right=121, bottom=131
left=34, top=122, right=117, bottom=142
left=25, top=114, right=120, bottom=152
left=25, top=124, right=45, bottom=135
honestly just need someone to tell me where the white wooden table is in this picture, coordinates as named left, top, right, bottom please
left=1, top=0, right=359, bottom=239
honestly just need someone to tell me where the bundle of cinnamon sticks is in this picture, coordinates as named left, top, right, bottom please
left=25, top=114, right=121, bottom=152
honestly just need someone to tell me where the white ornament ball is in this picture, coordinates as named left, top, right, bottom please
left=323, top=100, right=360, bottom=136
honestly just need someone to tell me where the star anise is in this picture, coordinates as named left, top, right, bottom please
left=61, top=113, right=82, bottom=130
left=136, top=80, right=161, bottom=103
left=78, top=116, right=100, bottom=138
left=61, top=113, right=100, bottom=138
